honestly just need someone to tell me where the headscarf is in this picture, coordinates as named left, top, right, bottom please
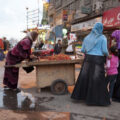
left=26, top=31, right=38, bottom=42
left=27, top=32, right=33, bottom=41
left=83, top=22, right=103, bottom=52
left=111, top=30, right=120, bottom=49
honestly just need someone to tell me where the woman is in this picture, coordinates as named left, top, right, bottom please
left=71, top=23, right=111, bottom=106
left=111, top=30, right=120, bottom=101
left=111, top=30, right=120, bottom=58
left=42, top=40, right=50, bottom=50
left=3, top=31, right=38, bottom=92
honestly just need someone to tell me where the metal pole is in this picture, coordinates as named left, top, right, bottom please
left=38, top=0, right=39, bottom=28
left=26, top=7, right=29, bottom=31
left=37, top=0, right=40, bottom=46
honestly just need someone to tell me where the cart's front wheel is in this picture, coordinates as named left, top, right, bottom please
left=51, top=79, right=67, bottom=95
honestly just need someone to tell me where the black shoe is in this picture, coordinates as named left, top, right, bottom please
left=4, top=86, right=9, bottom=88
left=12, top=88, right=21, bottom=93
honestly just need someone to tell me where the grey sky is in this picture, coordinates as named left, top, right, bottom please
left=0, top=0, right=43, bottom=40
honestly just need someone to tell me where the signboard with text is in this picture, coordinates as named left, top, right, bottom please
left=71, top=17, right=102, bottom=32
left=103, top=6, right=120, bottom=28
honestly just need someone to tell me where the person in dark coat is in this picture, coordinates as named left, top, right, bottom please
left=71, top=23, right=110, bottom=106
left=3, top=31, right=38, bottom=92
left=111, top=30, right=120, bottom=102
left=3, top=37, right=10, bottom=51
left=54, top=40, right=62, bottom=54
left=39, top=40, right=44, bottom=49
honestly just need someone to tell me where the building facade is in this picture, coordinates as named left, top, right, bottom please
left=48, top=0, right=120, bottom=40
left=48, top=0, right=76, bottom=28
left=48, top=0, right=120, bottom=25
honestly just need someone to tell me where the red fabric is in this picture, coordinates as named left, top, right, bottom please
left=0, top=39, right=4, bottom=49
left=103, top=6, right=120, bottom=29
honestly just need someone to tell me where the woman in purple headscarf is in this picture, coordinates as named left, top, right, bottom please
left=3, top=31, right=38, bottom=92
left=112, top=30, right=120, bottom=58
left=111, top=30, right=120, bottom=101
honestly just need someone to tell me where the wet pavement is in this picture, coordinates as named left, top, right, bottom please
left=0, top=87, right=116, bottom=120
left=0, top=88, right=54, bottom=111
left=0, top=61, right=120, bottom=120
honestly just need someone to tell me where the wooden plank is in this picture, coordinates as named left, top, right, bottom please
left=27, top=59, right=83, bottom=66
left=5, top=58, right=84, bottom=68
left=5, top=63, right=28, bottom=68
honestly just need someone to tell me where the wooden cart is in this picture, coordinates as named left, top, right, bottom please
left=6, top=59, right=83, bottom=95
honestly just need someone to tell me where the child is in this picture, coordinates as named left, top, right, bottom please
left=106, top=46, right=119, bottom=100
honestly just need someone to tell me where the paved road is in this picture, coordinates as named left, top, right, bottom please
left=0, top=61, right=120, bottom=120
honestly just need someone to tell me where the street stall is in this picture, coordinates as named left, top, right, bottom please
left=6, top=55, right=83, bottom=95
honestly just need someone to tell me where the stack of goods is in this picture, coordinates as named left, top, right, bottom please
left=39, top=54, right=71, bottom=61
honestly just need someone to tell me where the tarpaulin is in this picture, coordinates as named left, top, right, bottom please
left=53, top=25, right=63, bottom=38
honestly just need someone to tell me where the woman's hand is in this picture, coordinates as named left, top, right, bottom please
left=30, top=54, right=38, bottom=59
left=108, top=55, right=112, bottom=59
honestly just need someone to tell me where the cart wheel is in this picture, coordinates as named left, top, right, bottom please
left=51, top=79, right=67, bottom=95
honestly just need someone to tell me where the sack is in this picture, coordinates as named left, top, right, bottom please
left=23, top=66, right=34, bottom=73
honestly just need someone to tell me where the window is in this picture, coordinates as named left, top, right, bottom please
left=55, top=0, right=62, bottom=8
left=75, top=0, right=80, bottom=10
left=49, top=15, right=54, bottom=23
left=84, top=0, right=91, bottom=5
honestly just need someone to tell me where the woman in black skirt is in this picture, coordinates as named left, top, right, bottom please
left=71, top=23, right=111, bottom=106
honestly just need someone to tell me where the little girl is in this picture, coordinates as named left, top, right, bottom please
left=106, top=46, right=119, bottom=100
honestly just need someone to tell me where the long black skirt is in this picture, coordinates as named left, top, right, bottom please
left=71, top=54, right=110, bottom=106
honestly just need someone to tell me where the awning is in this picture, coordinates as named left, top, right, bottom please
left=103, top=6, right=120, bottom=29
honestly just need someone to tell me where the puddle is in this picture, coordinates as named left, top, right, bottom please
left=0, top=88, right=54, bottom=111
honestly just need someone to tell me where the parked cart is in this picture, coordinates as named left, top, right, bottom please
left=6, top=59, right=83, bottom=95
